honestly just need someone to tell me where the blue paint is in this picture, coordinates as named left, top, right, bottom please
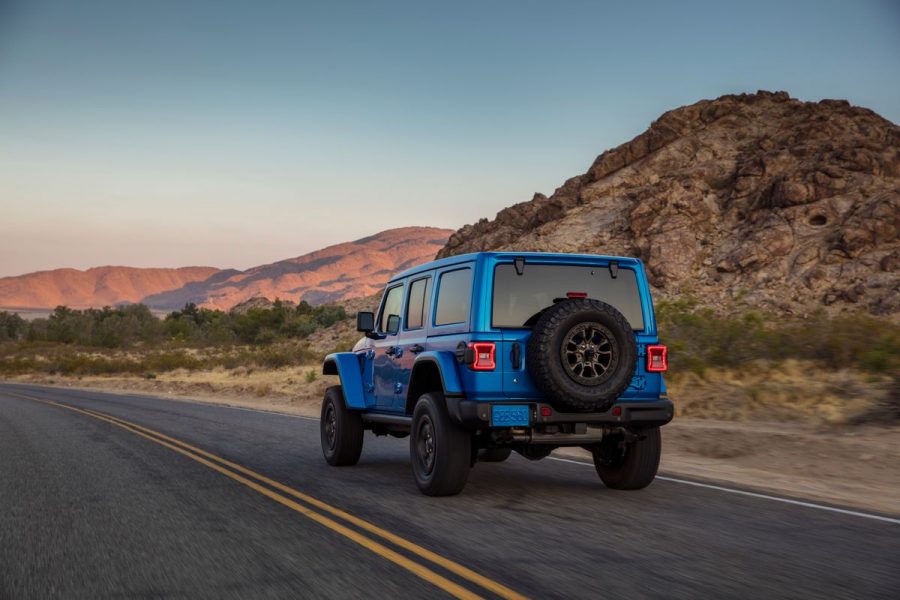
left=325, top=251, right=668, bottom=418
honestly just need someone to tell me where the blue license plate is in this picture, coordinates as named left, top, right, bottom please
left=491, top=405, right=530, bottom=427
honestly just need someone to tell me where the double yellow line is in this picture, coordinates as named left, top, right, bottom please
left=7, top=392, right=527, bottom=600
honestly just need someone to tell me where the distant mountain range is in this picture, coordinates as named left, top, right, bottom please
left=0, top=227, right=451, bottom=311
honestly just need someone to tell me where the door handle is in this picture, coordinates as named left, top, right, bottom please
left=409, top=344, right=425, bottom=354
left=386, top=346, right=402, bottom=358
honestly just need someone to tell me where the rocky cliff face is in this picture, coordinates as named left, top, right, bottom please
left=438, top=91, right=899, bottom=316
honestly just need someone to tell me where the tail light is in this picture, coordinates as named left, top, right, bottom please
left=646, top=345, right=668, bottom=372
left=469, top=342, right=496, bottom=371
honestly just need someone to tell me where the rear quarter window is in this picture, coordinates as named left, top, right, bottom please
left=434, top=268, right=473, bottom=326
left=491, top=264, right=644, bottom=330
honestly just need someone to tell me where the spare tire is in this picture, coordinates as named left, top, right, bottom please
left=526, top=298, right=636, bottom=412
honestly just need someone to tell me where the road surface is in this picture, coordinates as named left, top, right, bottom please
left=1, top=383, right=898, bottom=599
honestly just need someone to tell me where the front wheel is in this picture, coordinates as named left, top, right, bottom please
left=591, top=427, right=661, bottom=490
left=321, top=386, right=364, bottom=466
left=410, top=393, right=472, bottom=496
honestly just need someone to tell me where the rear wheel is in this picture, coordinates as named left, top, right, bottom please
left=591, top=427, right=660, bottom=490
left=410, top=393, right=471, bottom=496
left=320, top=386, right=364, bottom=466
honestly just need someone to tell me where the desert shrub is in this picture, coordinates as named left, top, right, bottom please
left=0, top=311, right=26, bottom=341
left=252, top=347, right=295, bottom=368
left=657, top=300, right=900, bottom=376
left=212, top=344, right=317, bottom=370
left=26, top=305, right=163, bottom=348
left=143, top=351, right=205, bottom=372
left=305, top=369, right=318, bottom=383
left=0, top=355, right=40, bottom=375
left=52, top=354, right=143, bottom=376
left=327, top=334, right=361, bottom=355
left=773, top=312, right=900, bottom=373
left=6, top=299, right=348, bottom=350
left=192, top=300, right=348, bottom=345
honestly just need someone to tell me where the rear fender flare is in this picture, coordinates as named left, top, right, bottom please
left=406, top=351, right=463, bottom=412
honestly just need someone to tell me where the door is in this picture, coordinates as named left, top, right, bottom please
left=373, top=283, right=404, bottom=409
left=396, top=275, right=432, bottom=410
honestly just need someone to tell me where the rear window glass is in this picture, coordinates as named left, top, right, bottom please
left=491, top=264, right=644, bottom=330
left=434, top=268, right=472, bottom=326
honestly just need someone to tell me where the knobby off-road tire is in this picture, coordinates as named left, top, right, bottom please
left=591, top=427, right=661, bottom=490
left=478, top=448, right=512, bottom=463
left=410, top=392, right=472, bottom=496
left=321, top=386, right=364, bottom=466
left=526, top=298, right=637, bottom=412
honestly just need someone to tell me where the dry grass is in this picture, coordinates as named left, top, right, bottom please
left=668, top=359, right=894, bottom=425
left=11, top=363, right=331, bottom=416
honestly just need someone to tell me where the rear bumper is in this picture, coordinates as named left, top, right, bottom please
left=446, top=396, right=674, bottom=430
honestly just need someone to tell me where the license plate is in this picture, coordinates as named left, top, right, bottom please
left=491, top=405, right=530, bottom=427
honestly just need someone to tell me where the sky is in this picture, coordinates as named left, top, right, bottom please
left=0, top=0, right=898, bottom=277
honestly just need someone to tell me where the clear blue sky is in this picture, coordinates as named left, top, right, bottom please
left=1, top=0, right=898, bottom=276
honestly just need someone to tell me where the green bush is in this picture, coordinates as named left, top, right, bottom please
left=14, top=300, right=349, bottom=350
left=25, top=305, right=164, bottom=348
left=656, top=300, right=900, bottom=376
left=0, top=311, right=26, bottom=341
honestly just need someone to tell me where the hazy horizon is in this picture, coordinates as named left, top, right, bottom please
left=0, top=224, right=453, bottom=278
left=2, top=0, right=898, bottom=277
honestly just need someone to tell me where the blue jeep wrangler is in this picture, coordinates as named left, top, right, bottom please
left=322, top=252, right=672, bottom=496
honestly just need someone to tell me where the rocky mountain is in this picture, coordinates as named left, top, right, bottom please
left=0, top=227, right=451, bottom=311
left=0, top=266, right=222, bottom=310
left=439, top=91, right=899, bottom=317
left=142, top=226, right=451, bottom=310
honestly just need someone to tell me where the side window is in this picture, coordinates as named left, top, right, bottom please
left=405, top=277, right=431, bottom=330
left=379, top=285, right=404, bottom=332
left=434, top=268, right=473, bottom=326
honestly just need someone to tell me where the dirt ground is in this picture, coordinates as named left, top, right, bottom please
left=9, top=372, right=899, bottom=516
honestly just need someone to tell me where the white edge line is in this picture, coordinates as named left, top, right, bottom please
left=546, top=456, right=900, bottom=525
left=215, top=403, right=319, bottom=421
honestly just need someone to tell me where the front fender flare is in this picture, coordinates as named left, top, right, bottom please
left=322, top=352, right=367, bottom=409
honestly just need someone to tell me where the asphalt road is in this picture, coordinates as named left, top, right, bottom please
left=1, top=383, right=898, bottom=599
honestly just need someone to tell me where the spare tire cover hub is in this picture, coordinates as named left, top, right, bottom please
left=560, top=321, right=617, bottom=385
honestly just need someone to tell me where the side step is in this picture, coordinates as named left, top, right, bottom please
left=361, top=413, right=412, bottom=426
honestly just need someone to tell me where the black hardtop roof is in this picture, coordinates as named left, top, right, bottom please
left=389, top=251, right=642, bottom=282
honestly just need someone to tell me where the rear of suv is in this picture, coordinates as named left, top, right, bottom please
left=322, top=252, right=673, bottom=496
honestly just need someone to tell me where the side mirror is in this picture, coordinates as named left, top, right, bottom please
left=386, top=314, right=401, bottom=335
left=356, top=311, right=375, bottom=333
